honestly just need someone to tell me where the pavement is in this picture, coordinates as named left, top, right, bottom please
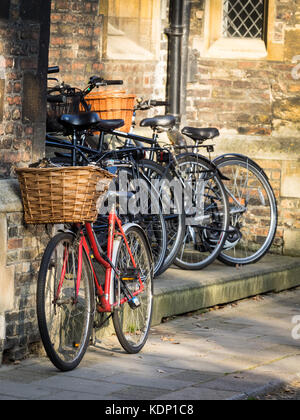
left=1, top=283, right=300, bottom=400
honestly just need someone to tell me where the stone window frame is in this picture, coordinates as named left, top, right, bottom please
left=100, top=0, right=162, bottom=61
left=199, top=0, right=284, bottom=61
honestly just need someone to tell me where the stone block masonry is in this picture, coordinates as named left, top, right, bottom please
left=0, top=180, right=53, bottom=362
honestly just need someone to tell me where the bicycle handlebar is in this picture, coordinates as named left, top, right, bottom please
left=89, top=76, right=123, bottom=87
left=135, top=98, right=169, bottom=111
left=47, top=94, right=66, bottom=103
left=48, top=66, right=60, bottom=74
left=150, top=100, right=168, bottom=107
left=105, top=80, right=123, bottom=86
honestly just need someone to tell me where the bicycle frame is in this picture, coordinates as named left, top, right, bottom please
left=58, top=207, right=145, bottom=314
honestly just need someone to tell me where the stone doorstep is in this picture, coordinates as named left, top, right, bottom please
left=151, top=255, right=300, bottom=326
left=0, top=179, right=22, bottom=215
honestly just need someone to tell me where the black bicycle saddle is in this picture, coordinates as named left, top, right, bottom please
left=140, top=115, right=176, bottom=130
left=60, top=112, right=124, bottom=131
left=181, top=127, right=220, bottom=142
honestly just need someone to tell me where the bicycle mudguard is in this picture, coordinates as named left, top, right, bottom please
left=176, top=152, right=230, bottom=181
left=212, top=153, right=270, bottom=181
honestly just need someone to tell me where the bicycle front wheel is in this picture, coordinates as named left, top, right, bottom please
left=214, top=155, right=278, bottom=266
left=37, top=233, right=95, bottom=371
left=112, top=224, right=153, bottom=354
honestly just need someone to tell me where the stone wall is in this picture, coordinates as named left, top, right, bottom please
left=186, top=0, right=300, bottom=256
left=0, top=181, right=52, bottom=362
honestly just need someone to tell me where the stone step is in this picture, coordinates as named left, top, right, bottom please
left=152, top=255, right=300, bottom=325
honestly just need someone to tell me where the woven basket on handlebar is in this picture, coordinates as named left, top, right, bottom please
left=16, top=166, right=114, bottom=224
left=82, top=91, right=136, bottom=133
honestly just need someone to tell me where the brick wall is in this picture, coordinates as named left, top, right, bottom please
left=186, top=0, right=300, bottom=256
left=49, top=0, right=103, bottom=86
left=0, top=0, right=51, bottom=178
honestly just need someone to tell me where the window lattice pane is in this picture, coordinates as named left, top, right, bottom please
left=223, top=0, right=265, bottom=39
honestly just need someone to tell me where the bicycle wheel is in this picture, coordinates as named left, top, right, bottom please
left=112, top=224, right=153, bottom=354
left=139, top=159, right=185, bottom=276
left=37, top=233, right=95, bottom=371
left=174, top=154, right=229, bottom=270
left=116, top=168, right=167, bottom=277
left=214, top=155, right=278, bottom=266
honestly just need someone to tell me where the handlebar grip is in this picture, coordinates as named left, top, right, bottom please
left=89, top=76, right=124, bottom=87
left=105, top=80, right=123, bottom=85
left=47, top=94, right=66, bottom=103
left=48, top=66, right=60, bottom=74
left=150, top=100, right=169, bottom=107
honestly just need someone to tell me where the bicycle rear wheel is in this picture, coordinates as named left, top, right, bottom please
left=112, top=224, right=153, bottom=354
left=37, top=233, right=95, bottom=371
left=174, top=154, right=229, bottom=270
left=214, top=155, right=278, bottom=266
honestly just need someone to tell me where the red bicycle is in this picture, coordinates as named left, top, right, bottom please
left=37, top=197, right=153, bottom=372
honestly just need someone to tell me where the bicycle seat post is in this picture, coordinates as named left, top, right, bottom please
left=98, top=131, right=105, bottom=152
left=72, top=128, right=78, bottom=166
left=148, top=128, right=159, bottom=161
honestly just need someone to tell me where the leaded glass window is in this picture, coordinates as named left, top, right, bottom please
left=222, top=0, right=266, bottom=39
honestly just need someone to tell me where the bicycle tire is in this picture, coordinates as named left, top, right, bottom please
left=112, top=224, right=153, bottom=354
left=37, top=233, right=95, bottom=371
left=115, top=167, right=168, bottom=278
left=214, top=155, right=278, bottom=266
left=138, top=159, right=185, bottom=276
left=174, top=154, right=229, bottom=270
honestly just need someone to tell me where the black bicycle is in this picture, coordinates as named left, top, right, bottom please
left=177, top=126, right=278, bottom=266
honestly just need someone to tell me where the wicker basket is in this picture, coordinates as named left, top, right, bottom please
left=16, top=166, right=114, bottom=224
left=82, top=91, right=136, bottom=133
